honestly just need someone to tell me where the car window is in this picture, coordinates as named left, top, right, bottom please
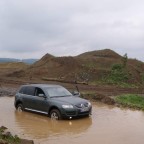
left=46, top=87, right=72, bottom=97
left=24, top=86, right=35, bottom=96
left=19, top=86, right=26, bottom=94
left=35, top=87, right=45, bottom=96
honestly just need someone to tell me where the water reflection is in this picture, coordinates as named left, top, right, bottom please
left=14, top=111, right=92, bottom=138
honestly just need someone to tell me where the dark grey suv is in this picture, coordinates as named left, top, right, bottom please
left=14, top=84, right=92, bottom=120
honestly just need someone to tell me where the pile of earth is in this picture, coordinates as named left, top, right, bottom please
left=2, top=49, right=144, bottom=85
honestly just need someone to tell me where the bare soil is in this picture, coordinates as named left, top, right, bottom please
left=3, top=49, right=144, bottom=85
left=0, top=76, right=144, bottom=99
left=0, top=49, right=144, bottom=102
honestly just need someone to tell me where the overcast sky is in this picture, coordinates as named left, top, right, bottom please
left=0, top=0, right=144, bottom=61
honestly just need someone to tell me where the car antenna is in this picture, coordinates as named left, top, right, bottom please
left=75, top=85, right=79, bottom=92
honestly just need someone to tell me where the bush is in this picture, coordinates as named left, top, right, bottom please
left=106, top=63, right=129, bottom=84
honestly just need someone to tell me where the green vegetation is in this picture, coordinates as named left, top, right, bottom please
left=105, top=63, right=129, bottom=84
left=121, top=53, right=128, bottom=68
left=103, top=53, right=134, bottom=86
left=115, top=94, right=144, bottom=110
left=0, top=128, right=20, bottom=144
left=117, top=83, right=138, bottom=88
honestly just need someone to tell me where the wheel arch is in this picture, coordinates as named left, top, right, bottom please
left=48, top=106, right=60, bottom=115
left=15, top=100, right=23, bottom=108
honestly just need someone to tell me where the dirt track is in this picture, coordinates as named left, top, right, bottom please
left=0, top=77, right=144, bottom=98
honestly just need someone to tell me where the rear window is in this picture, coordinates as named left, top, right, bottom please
left=19, top=86, right=35, bottom=96
left=19, top=86, right=26, bottom=94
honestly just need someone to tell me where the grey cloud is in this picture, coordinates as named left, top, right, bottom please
left=0, top=0, right=144, bottom=60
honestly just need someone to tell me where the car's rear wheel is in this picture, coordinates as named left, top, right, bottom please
left=50, top=109, right=62, bottom=120
left=16, top=104, right=24, bottom=112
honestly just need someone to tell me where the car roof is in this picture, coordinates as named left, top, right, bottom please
left=21, top=84, right=63, bottom=88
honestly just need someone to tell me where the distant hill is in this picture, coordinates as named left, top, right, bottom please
left=5, top=49, right=144, bottom=85
left=21, top=59, right=39, bottom=64
left=0, top=58, right=38, bottom=64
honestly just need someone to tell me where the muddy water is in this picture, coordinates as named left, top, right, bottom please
left=1, top=97, right=144, bottom=144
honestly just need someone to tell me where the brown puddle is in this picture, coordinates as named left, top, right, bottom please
left=0, top=97, right=144, bottom=144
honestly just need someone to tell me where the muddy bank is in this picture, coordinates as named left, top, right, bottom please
left=0, top=87, right=17, bottom=97
left=1, top=77, right=144, bottom=96
left=0, top=85, right=115, bottom=105
left=0, top=126, right=34, bottom=144
left=81, top=93, right=115, bottom=105
left=81, top=93, right=144, bottom=111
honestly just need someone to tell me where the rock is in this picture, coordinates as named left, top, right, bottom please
left=0, top=126, right=7, bottom=130
left=20, top=139, right=34, bottom=144
left=101, top=97, right=115, bottom=105
left=93, top=93, right=105, bottom=100
left=0, top=125, right=34, bottom=144
left=0, top=140, right=8, bottom=144
left=2, top=131, right=12, bottom=138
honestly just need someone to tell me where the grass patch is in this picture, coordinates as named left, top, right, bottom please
left=115, top=94, right=144, bottom=110
left=116, top=82, right=138, bottom=88
left=0, top=128, right=20, bottom=144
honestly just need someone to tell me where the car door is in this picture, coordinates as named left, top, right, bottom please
left=31, top=87, right=49, bottom=113
left=22, top=86, right=35, bottom=109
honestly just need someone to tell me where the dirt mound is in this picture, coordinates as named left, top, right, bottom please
left=33, top=53, right=55, bottom=66
left=126, top=59, right=144, bottom=83
left=25, top=56, right=80, bottom=80
left=0, top=62, right=29, bottom=77
left=5, top=49, right=144, bottom=85
left=77, top=49, right=122, bottom=59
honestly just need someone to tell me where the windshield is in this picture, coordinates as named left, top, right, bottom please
left=45, top=87, right=72, bottom=97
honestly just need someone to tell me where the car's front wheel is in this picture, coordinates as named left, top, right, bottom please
left=16, top=103, right=24, bottom=112
left=50, top=109, right=62, bottom=120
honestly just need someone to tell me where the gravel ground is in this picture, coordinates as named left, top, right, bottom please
left=0, top=87, right=17, bottom=97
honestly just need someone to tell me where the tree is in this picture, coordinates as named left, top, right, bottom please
left=122, top=53, right=128, bottom=68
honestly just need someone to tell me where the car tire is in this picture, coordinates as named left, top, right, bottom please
left=50, top=109, right=62, bottom=120
left=16, top=104, right=24, bottom=112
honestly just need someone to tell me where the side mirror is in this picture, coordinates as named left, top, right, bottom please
left=72, top=91, right=80, bottom=97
